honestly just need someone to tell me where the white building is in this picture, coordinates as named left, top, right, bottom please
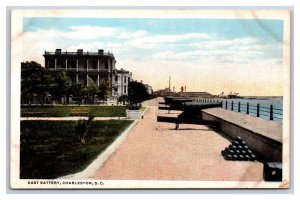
left=113, top=68, right=132, bottom=99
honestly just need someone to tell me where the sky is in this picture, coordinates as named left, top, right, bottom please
left=22, top=17, right=284, bottom=96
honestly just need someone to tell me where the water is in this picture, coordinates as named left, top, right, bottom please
left=198, top=98, right=283, bottom=123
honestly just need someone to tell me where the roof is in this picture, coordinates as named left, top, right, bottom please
left=116, top=69, right=131, bottom=74
left=43, top=49, right=114, bottom=58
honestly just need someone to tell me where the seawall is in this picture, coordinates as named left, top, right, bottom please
left=202, top=108, right=282, bottom=162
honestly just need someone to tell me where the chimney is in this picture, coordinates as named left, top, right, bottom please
left=77, top=49, right=83, bottom=54
left=98, top=49, right=104, bottom=54
left=55, top=49, right=62, bottom=54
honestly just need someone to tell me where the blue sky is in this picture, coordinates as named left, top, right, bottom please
left=22, top=17, right=284, bottom=95
left=24, top=18, right=283, bottom=41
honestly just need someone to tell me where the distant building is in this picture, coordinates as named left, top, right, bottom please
left=153, top=88, right=173, bottom=97
left=43, top=49, right=132, bottom=100
left=184, top=92, right=212, bottom=98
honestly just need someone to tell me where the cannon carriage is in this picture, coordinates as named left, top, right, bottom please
left=157, top=102, right=222, bottom=129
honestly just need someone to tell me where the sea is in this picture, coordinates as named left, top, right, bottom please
left=198, top=97, right=283, bottom=123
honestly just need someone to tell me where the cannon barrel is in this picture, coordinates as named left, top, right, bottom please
left=179, top=102, right=222, bottom=120
left=158, top=106, right=172, bottom=110
left=157, top=116, right=179, bottom=123
left=164, top=96, right=192, bottom=105
left=157, top=116, right=220, bottom=128
left=159, top=98, right=193, bottom=111
left=182, top=102, right=222, bottom=110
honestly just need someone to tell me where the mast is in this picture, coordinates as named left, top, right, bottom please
left=169, top=76, right=171, bottom=91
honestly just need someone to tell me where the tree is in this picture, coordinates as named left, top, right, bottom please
left=49, top=71, right=72, bottom=104
left=21, top=61, right=52, bottom=106
left=86, top=83, right=99, bottom=103
left=118, top=95, right=128, bottom=105
left=98, top=80, right=111, bottom=100
left=128, top=81, right=150, bottom=104
left=69, top=84, right=85, bottom=105
left=75, top=116, right=94, bottom=144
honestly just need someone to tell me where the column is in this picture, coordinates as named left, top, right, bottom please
left=121, top=75, right=123, bottom=95
left=65, top=59, right=68, bottom=70
left=55, top=59, right=57, bottom=71
left=108, top=60, right=111, bottom=72
left=86, top=59, right=89, bottom=72
left=97, top=75, right=100, bottom=87
left=86, top=74, right=89, bottom=86
left=97, top=59, right=100, bottom=72
left=76, top=74, right=78, bottom=84
left=76, top=60, right=78, bottom=72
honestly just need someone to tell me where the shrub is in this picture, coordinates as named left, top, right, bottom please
left=75, top=115, right=95, bottom=144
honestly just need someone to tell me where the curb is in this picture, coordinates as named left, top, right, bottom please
left=57, top=118, right=140, bottom=180
left=140, top=106, right=150, bottom=118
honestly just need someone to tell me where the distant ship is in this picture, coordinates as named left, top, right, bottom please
left=218, top=92, right=244, bottom=99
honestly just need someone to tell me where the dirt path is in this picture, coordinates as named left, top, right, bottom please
left=93, top=98, right=263, bottom=181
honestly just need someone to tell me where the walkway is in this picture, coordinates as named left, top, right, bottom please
left=93, top=98, right=263, bottom=181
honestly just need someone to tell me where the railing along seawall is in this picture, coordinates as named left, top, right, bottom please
left=196, top=99, right=283, bottom=123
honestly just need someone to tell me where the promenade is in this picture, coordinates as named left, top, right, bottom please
left=93, top=98, right=263, bottom=181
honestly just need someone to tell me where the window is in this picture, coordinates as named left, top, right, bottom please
left=48, top=59, right=55, bottom=68
left=124, top=76, right=127, bottom=84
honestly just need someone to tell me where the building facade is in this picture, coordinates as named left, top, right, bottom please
left=113, top=68, right=132, bottom=97
left=44, top=49, right=132, bottom=101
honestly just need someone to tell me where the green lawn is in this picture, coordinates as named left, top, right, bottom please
left=139, top=107, right=147, bottom=113
left=21, top=106, right=127, bottom=117
left=20, top=120, right=133, bottom=179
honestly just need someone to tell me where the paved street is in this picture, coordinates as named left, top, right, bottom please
left=93, top=98, right=263, bottom=181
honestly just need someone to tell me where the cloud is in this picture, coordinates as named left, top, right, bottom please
left=118, top=30, right=148, bottom=39
left=124, top=33, right=210, bottom=49
left=151, top=36, right=282, bottom=64
left=67, top=26, right=119, bottom=39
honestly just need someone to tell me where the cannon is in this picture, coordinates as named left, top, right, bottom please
left=157, top=102, right=222, bottom=129
left=159, top=96, right=191, bottom=105
left=159, top=98, right=193, bottom=111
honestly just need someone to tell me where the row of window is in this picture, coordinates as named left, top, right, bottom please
left=114, top=85, right=128, bottom=95
left=46, top=59, right=110, bottom=70
left=114, top=75, right=131, bottom=84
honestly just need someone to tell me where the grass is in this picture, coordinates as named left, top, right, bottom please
left=139, top=107, right=147, bottom=113
left=21, top=106, right=127, bottom=117
left=20, top=120, right=133, bottom=179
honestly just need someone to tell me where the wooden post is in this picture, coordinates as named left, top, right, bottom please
left=257, top=103, right=260, bottom=117
left=238, top=102, right=241, bottom=112
left=231, top=101, right=234, bottom=111
left=246, top=102, right=249, bottom=114
left=270, top=104, right=273, bottom=120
